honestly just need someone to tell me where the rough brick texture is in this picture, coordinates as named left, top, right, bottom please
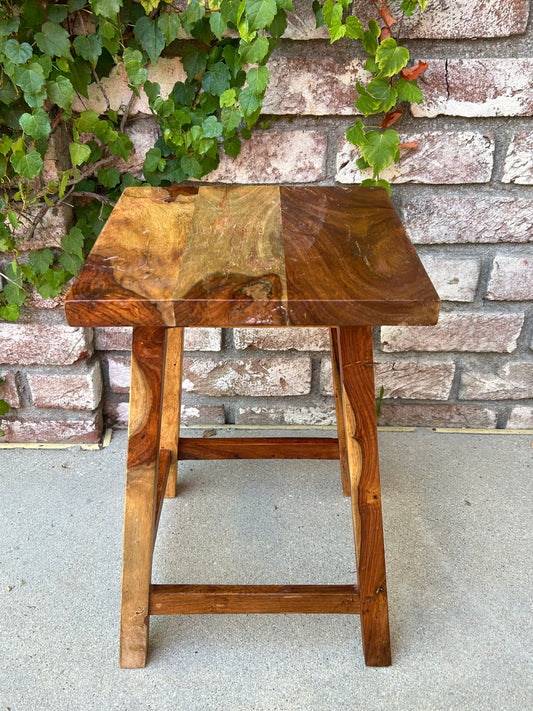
left=0, top=371, right=21, bottom=408
left=182, top=357, right=312, bottom=397
left=486, top=256, right=533, bottom=301
left=403, top=197, right=533, bottom=244
left=320, top=358, right=455, bottom=400
left=337, top=132, right=495, bottom=184
left=0, top=325, right=92, bottom=365
left=460, top=362, right=533, bottom=400
left=206, top=131, right=327, bottom=183
left=27, top=361, right=103, bottom=410
left=381, top=314, right=524, bottom=353
left=413, top=59, right=533, bottom=118
left=234, top=328, right=330, bottom=351
left=3, top=1, right=533, bottom=439
left=502, top=133, right=533, bottom=184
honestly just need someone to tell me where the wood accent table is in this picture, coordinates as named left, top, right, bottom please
left=65, top=185, right=440, bottom=669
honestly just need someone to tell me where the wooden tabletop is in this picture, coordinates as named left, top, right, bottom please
left=65, top=185, right=439, bottom=328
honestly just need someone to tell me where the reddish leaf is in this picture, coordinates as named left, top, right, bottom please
left=379, top=109, right=403, bottom=128
left=400, top=60, right=429, bottom=81
left=380, top=7, right=398, bottom=28
left=380, top=26, right=393, bottom=40
left=398, top=141, right=418, bottom=151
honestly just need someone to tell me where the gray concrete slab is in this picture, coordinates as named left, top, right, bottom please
left=0, top=428, right=532, bottom=711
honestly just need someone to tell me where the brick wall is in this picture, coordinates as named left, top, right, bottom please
left=1, top=1, right=532, bottom=441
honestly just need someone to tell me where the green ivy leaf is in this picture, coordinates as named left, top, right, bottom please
left=35, top=22, right=72, bottom=59
left=47, top=4, right=69, bottom=23
left=92, top=0, right=123, bottom=17
left=396, top=77, right=423, bottom=103
left=360, top=129, right=400, bottom=176
left=0, top=303, right=20, bottom=321
left=135, top=16, right=166, bottom=65
left=10, top=150, right=44, bottom=179
left=345, top=16, right=363, bottom=40
left=69, top=142, right=92, bottom=166
left=367, top=77, right=398, bottom=113
left=355, top=84, right=382, bottom=116
left=97, top=166, right=120, bottom=188
left=3, top=282, right=26, bottom=307
left=47, top=76, right=75, bottom=110
left=158, top=12, right=181, bottom=44
left=375, top=38, right=410, bottom=77
left=246, top=0, right=278, bottom=30
left=61, top=227, right=85, bottom=259
left=209, top=11, right=227, bottom=39
left=202, top=61, right=231, bottom=95
left=238, top=35, right=269, bottom=63
left=202, top=115, right=223, bottom=138
left=246, top=65, right=269, bottom=95
left=36, top=268, right=69, bottom=299
left=73, top=33, right=103, bottom=64
left=181, top=45, right=208, bottom=79
left=109, top=133, right=133, bottom=161
left=13, top=64, right=46, bottom=96
left=346, top=118, right=367, bottom=147
left=144, top=147, right=165, bottom=172
left=221, top=105, right=242, bottom=133
left=19, top=109, right=51, bottom=140
left=220, top=88, right=236, bottom=107
left=28, top=248, right=54, bottom=275
left=0, top=398, right=9, bottom=416
left=4, top=39, right=33, bottom=64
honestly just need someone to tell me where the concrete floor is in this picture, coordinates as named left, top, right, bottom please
left=0, top=427, right=531, bottom=711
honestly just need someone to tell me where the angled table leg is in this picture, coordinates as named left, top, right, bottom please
left=337, top=326, right=391, bottom=667
left=330, top=328, right=351, bottom=497
left=120, top=326, right=167, bottom=669
left=160, top=327, right=185, bottom=498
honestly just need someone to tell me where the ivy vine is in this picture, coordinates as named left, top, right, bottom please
left=0, top=0, right=428, bottom=419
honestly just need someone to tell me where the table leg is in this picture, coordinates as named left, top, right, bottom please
left=338, top=326, right=391, bottom=667
left=330, top=328, right=351, bottom=497
left=120, top=326, right=167, bottom=668
left=160, top=327, right=184, bottom=498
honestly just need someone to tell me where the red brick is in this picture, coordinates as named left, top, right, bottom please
left=105, top=400, right=226, bottom=427
left=182, top=357, right=312, bottom=396
left=27, top=362, right=103, bottom=410
left=378, top=404, right=499, bottom=429
left=0, top=325, right=93, bottom=365
left=486, top=256, right=533, bottom=301
left=105, top=354, right=131, bottom=394
left=320, top=359, right=455, bottom=400
left=337, top=132, right=494, bottom=184
left=0, top=371, right=21, bottom=408
left=94, top=327, right=222, bottom=351
left=420, top=257, right=480, bottom=302
left=352, top=0, right=530, bottom=39
left=381, top=314, right=524, bottom=353
left=413, top=59, right=533, bottom=118
left=460, top=362, right=533, bottom=400
left=1, top=411, right=103, bottom=443
left=206, top=130, right=327, bottom=183
left=234, top=328, right=330, bottom=351
left=507, top=406, right=533, bottom=429
left=502, top=133, right=533, bottom=184
left=237, top=405, right=337, bottom=426
left=403, top=196, right=533, bottom=244
left=263, top=57, right=366, bottom=115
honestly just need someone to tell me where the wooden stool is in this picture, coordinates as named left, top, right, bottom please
left=65, top=185, right=439, bottom=668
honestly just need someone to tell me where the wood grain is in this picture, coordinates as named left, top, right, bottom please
left=149, top=584, right=360, bottom=615
left=172, top=185, right=288, bottom=326
left=178, top=437, right=340, bottom=460
left=119, top=326, right=166, bottom=669
left=338, top=326, right=391, bottom=667
left=65, top=185, right=439, bottom=328
left=330, top=328, right=351, bottom=497
left=159, top=327, right=184, bottom=498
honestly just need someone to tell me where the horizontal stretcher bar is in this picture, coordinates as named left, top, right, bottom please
left=177, top=437, right=340, bottom=460
left=149, top=584, right=360, bottom=615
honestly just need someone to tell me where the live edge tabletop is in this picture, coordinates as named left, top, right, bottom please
left=64, top=185, right=439, bottom=328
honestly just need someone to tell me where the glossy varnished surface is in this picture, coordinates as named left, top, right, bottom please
left=65, top=185, right=439, bottom=327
